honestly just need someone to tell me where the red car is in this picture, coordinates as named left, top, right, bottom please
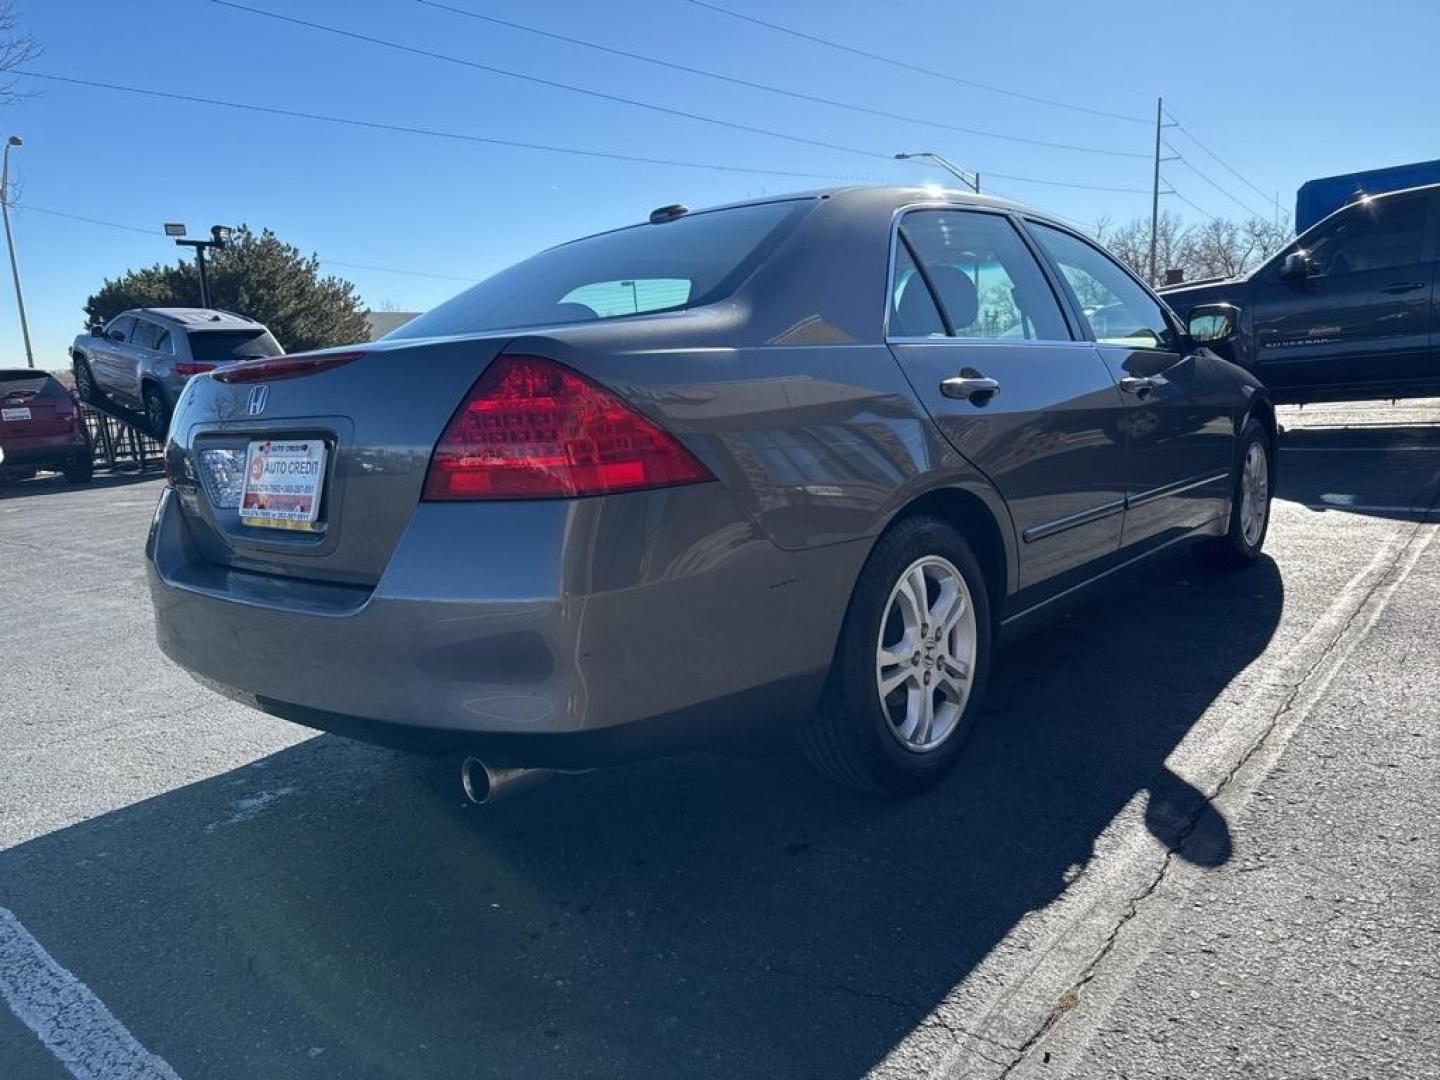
left=0, top=369, right=93, bottom=484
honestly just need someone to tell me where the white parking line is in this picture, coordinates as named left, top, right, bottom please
left=0, top=906, right=182, bottom=1080
left=884, top=515, right=1439, bottom=1078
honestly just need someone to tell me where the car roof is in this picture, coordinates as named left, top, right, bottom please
left=545, top=185, right=1070, bottom=254
left=133, top=308, right=265, bottom=331
left=0, top=368, right=57, bottom=379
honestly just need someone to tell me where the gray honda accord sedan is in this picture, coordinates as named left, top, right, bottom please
left=147, top=186, right=1274, bottom=799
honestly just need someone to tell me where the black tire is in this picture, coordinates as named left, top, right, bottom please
left=1196, top=417, right=1273, bottom=570
left=63, top=459, right=94, bottom=485
left=143, top=383, right=171, bottom=439
left=73, top=356, right=101, bottom=404
left=802, top=516, right=992, bottom=796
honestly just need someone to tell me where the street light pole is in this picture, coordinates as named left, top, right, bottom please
left=1, top=135, right=35, bottom=369
left=168, top=224, right=233, bottom=309
left=894, top=152, right=981, bottom=194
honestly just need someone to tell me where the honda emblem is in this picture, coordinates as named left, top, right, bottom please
left=246, top=385, right=269, bottom=416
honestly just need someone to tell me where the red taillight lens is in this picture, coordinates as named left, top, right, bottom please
left=423, top=354, right=714, bottom=500
left=212, top=351, right=366, bottom=384
left=174, top=362, right=217, bottom=377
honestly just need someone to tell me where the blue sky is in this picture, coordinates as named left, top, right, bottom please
left=2, top=0, right=1437, bottom=369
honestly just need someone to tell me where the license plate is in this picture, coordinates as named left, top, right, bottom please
left=239, top=439, right=327, bottom=531
left=1, top=407, right=31, bottom=421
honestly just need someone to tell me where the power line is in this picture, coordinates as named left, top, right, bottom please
left=202, top=2, right=1158, bottom=198
left=325, top=260, right=476, bottom=283
left=20, top=70, right=1143, bottom=197
left=1163, top=109, right=1275, bottom=207
left=15, top=71, right=879, bottom=183
left=414, top=0, right=1147, bottom=160
left=10, top=204, right=156, bottom=236
left=1165, top=186, right=1218, bottom=222
left=1164, top=144, right=1266, bottom=218
left=984, top=172, right=1149, bottom=194
left=9, top=201, right=481, bottom=283
left=211, top=0, right=897, bottom=164
left=684, top=0, right=1150, bottom=124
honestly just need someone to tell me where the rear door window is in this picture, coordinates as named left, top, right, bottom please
left=131, top=320, right=162, bottom=350
left=391, top=199, right=809, bottom=338
left=889, top=241, right=947, bottom=337
left=895, top=210, right=1070, bottom=341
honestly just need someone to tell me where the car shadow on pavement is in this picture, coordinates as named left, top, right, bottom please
left=0, top=552, right=1281, bottom=1080
left=0, top=469, right=162, bottom=501
left=1278, top=423, right=1440, bottom=522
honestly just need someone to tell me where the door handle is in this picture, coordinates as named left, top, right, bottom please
left=939, top=375, right=1000, bottom=401
left=1380, top=281, right=1425, bottom=294
left=1119, top=376, right=1158, bottom=397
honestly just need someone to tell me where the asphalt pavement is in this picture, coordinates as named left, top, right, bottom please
left=1, top=400, right=1436, bottom=1080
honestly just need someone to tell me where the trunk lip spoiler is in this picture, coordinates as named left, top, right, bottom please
left=212, top=351, right=368, bottom=385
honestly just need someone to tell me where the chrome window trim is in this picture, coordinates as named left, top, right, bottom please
left=882, top=201, right=1078, bottom=346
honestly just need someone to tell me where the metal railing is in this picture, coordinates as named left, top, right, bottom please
left=80, top=400, right=164, bottom=473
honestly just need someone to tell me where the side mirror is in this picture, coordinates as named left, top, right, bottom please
left=1280, top=251, right=1312, bottom=280
left=1187, top=302, right=1240, bottom=346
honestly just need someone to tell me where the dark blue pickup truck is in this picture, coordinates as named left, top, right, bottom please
left=1161, top=182, right=1439, bottom=404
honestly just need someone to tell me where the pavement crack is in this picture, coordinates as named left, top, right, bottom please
left=761, top=965, right=1020, bottom=1056
left=994, top=509, right=1437, bottom=1079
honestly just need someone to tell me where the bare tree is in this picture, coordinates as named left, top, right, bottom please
left=0, top=2, right=39, bottom=107
left=1093, top=209, right=1294, bottom=286
left=1094, top=211, right=1193, bottom=285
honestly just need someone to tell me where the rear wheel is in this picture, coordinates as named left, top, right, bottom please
left=73, top=357, right=101, bottom=404
left=143, top=384, right=171, bottom=439
left=802, top=516, right=992, bottom=795
left=1197, top=418, right=1272, bottom=569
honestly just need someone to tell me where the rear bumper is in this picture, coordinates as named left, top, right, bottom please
left=147, top=486, right=865, bottom=765
left=0, top=434, right=89, bottom=473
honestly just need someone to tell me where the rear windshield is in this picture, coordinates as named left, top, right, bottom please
left=0, top=371, right=66, bottom=400
left=390, top=199, right=809, bottom=339
left=188, top=329, right=283, bottom=363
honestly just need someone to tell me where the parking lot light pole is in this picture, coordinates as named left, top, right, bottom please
left=167, top=223, right=233, bottom=309
left=894, top=152, right=981, bottom=194
left=1, top=135, right=35, bottom=369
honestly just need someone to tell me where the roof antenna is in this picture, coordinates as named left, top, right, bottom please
left=649, top=204, right=689, bottom=224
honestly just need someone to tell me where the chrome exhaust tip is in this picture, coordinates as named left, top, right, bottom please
left=460, top=757, right=553, bottom=806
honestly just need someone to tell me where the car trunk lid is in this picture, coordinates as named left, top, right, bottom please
left=169, top=335, right=510, bottom=586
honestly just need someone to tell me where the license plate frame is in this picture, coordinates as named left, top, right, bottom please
left=1, top=406, right=32, bottom=422
left=239, top=438, right=328, bottom=531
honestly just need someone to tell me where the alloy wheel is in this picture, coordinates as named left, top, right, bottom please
left=1239, top=441, right=1269, bottom=546
left=875, top=555, right=978, bottom=753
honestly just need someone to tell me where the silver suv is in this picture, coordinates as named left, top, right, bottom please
left=70, top=308, right=283, bottom=434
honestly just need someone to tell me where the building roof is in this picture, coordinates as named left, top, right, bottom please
left=365, top=311, right=421, bottom=340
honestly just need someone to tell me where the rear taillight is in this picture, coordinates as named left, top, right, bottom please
left=212, top=351, right=366, bottom=384
left=422, top=354, right=714, bottom=501
left=174, top=362, right=217, bottom=377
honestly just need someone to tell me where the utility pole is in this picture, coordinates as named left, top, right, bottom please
left=1148, top=97, right=1163, bottom=287
left=1, top=135, right=35, bottom=369
left=166, top=223, right=233, bottom=308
